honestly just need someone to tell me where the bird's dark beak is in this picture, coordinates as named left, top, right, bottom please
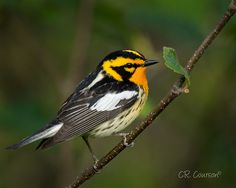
left=144, top=59, right=159, bottom=67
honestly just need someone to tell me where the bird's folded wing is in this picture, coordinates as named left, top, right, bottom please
left=42, top=88, right=138, bottom=147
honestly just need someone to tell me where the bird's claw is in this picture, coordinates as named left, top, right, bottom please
left=118, top=133, right=134, bottom=147
left=93, top=159, right=101, bottom=173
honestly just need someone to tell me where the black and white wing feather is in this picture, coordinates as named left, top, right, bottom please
left=38, top=80, right=139, bottom=149
left=6, top=63, right=141, bottom=150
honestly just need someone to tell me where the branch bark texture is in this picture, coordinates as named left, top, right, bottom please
left=67, top=1, right=236, bottom=187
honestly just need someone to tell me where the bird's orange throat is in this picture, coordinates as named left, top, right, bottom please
left=129, top=67, right=148, bottom=94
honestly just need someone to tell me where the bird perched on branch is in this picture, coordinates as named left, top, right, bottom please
left=7, top=49, right=158, bottom=167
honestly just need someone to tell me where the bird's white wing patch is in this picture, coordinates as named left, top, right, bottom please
left=90, top=90, right=138, bottom=111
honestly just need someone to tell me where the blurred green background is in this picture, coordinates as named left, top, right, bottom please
left=1, top=0, right=236, bottom=187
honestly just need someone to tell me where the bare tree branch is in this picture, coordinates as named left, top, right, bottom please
left=67, top=1, right=236, bottom=187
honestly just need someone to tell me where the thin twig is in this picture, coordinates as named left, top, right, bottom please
left=67, top=1, right=236, bottom=187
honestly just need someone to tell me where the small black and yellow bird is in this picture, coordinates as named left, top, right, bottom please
left=7, top=49, right=158, bottom=164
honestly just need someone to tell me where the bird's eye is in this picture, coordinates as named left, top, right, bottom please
left=126, top=63, right=133, bottom=68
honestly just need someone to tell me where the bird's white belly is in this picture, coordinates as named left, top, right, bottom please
left=88, top=90, right=147, bottom=137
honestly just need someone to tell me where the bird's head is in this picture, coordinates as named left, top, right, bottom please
left=99, top=50, right=158, bottom=93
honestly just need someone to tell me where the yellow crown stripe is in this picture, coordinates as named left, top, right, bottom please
left=123, top=50, right=143, bottom=58
left=103, top=57, right=144, bottom=67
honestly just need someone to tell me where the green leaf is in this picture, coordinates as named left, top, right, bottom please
left=163, top=47, right=190, bottom=86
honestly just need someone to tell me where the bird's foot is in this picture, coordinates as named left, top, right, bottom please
left=92, top=157, right=101, bottom=173
left=93, top=159, right=101, bottom=174
left=117, top=133, right=134, bottom=147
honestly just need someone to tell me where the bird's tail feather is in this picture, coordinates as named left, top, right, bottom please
left=6, top=122, right=63, bottom=150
